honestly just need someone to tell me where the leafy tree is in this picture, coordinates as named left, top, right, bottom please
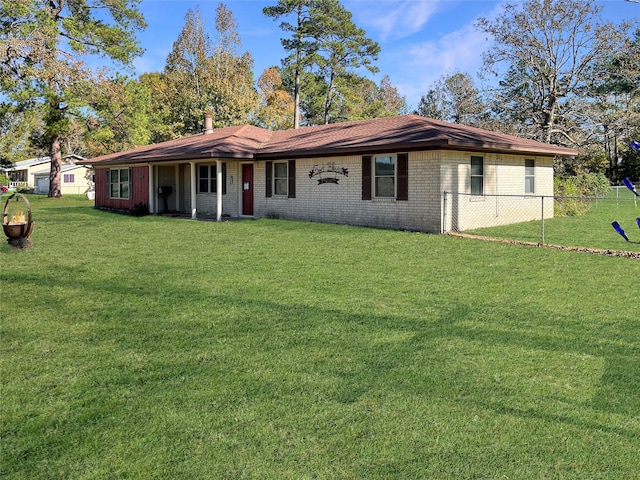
left=327, top=74, right=407, bottom=122
left=0, top=105, right=43, bottom=166
left=476, top=0, right=629, bottom=146
left=209, top=3, right=257, bottom=127
left=416, top=71, right=485, bottom=126
left=139, top=72, right=183, bottom=143
left=588, top=28, right=640, bottom=180
left=415, top=89, right=446, bottom=120
left=1, top=0, right=146, bottom=197
left=164, top=4, right=256, bottom=134
left=254, top=67, right=295, bottom=130
left=164, top=6, right=215, bottom=134
left=84, top=76, right=152, bottom=156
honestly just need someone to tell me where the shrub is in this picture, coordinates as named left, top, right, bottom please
left=131, top=202, right=149, bottom=217
left=554, top=173, right=609, bottom=216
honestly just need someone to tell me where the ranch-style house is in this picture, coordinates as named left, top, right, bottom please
left=80, top=114, right=577, bottom=233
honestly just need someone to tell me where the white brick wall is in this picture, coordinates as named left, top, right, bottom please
left=173, top=150, right=555, bottom=233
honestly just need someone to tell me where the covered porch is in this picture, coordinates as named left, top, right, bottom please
left=147, top=160, right=255, bottom=221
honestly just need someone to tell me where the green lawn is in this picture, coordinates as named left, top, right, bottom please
left=1, top=195, right=639, bottom=479
left=468, top=195, right=640, bottom=251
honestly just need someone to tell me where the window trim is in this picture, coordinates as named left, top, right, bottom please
left=266, top=160, right=295, bottom=198
left=525, top=159, right=535, bottom=194
left=362, top=153, right=408, bottom=201
left=197, top=163, right=226, bottom=194
left=374, top=154, right=397, bottom=199
left=273, top=161, right=289, bottom=196
left=108, top=168, right=130, bottom=200
left=470, top=156, right=484, bottom=196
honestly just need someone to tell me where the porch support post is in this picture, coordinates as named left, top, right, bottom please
left=148, top=164, right=155, bottom=214
left=174, top=165, right=180, bottom=212
left=216, top=160, right=222, bottom=222
left=190, top=162, right=197, bottom=219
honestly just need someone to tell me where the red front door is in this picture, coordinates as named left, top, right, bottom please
left=242, top=164, right=254, bottom=216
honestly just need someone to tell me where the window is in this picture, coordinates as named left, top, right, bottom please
left=109, top=168, right=130, bottom=199
left=362, top=154, right=408, bottom=201
left=274, top=161, right=288, bottom=196
left=266, top=160, right=296, bottom=198
left=525, top=159, right=535, bottom=193
left=197, top=164, right=227, bottom=194
left=63, top=174, right=75, bottom=183
left=470, top=156, right=484, bottom=195
left=375, top=155, right=396, bottom=198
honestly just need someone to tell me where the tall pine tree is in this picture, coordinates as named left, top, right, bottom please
left=1, top=0, right=145, bottom=197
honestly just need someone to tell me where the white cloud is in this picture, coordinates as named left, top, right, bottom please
left=347, top=0, right=442, bottom=40
left=382, top=18, right=496, bottom=108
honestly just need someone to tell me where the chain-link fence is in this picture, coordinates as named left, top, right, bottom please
left=443, top=191, right=639, bottom=251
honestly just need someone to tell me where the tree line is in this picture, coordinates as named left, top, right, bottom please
left=1, top=0, right=638, bottom=197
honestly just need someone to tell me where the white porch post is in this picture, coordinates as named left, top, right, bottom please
left=148, top=164, right=155, bottom=214
left=190, top=162, right=197, bottom=219
left=175, top=165, right=181, bottom=212
left=216, top=160, right=222, bottom=222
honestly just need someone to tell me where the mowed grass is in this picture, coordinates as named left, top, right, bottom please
left=1, top=195, right=639, bottom=479
left=468, top=195, right=640, bottom=251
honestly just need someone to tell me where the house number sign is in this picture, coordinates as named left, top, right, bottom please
left=309, top=162, right=349, bottom=185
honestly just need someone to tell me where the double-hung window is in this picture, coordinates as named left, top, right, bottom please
left=109, top=168, right=130, bottom=199
left=375, top=155, right=396, bottom=198
left=525, top=159, right=535, bottom=193
left=265, top=160, right=296, bottom=198
left=361, top=154, right=408, bottom=201
left=470, top=156, right=484, bottom=195
left=198, top=164, right=226, bottom=194
left=273, top=161, right=288, bottom=196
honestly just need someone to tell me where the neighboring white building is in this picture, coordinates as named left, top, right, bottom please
left=2, top=154, right=90, bottom=193
left=32, top=164, right=94, bottom=195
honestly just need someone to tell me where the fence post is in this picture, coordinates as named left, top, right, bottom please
left=541, top=195, right=545, bottom=245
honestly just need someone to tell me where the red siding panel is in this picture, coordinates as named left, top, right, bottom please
left=94, top=166, right=149, bottom=211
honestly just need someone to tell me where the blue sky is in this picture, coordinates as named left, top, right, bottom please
left=132, top=0, right=638, bottom=110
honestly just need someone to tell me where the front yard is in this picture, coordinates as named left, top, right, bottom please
left=1, top=195, right=638, bottom=479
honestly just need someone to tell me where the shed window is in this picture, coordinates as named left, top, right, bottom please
left=63, top=174, right=75, bottom=183
left=525, top=159, right=535, bottom=193
left=109, top=168, right=130, bottom=199
left=470, top=156, right=484, bottom=195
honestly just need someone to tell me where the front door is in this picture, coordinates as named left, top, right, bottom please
left=242, top=164, right=254, bottom=216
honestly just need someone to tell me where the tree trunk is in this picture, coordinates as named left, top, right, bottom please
left=48, top=134, right=62, bottom=198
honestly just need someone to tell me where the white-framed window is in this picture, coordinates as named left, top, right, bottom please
left=198, top=165, right=217, bottom=193
left=273, top=161, right=288, bottom=196
left=470, top=156, right=484, bottom=195
left=525, top=159, right=535, bottom=193
left=109, top=168, right=130, bottom=199
left=63, top=173, right=75, bottom=183
left=374, top=155, right=396, bottom=198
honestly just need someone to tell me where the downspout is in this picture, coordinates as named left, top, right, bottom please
left=216, top=160, right=222, bottom=222
left=190, top=162, right=197, bottom=219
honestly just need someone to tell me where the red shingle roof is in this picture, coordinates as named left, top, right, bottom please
left=81, top=115, right=577, bottom=166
